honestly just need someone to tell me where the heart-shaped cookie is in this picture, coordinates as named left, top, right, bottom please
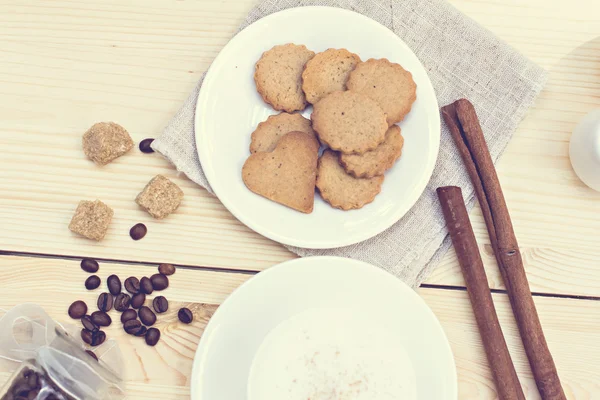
left=242, top=131, right=320, bottom=213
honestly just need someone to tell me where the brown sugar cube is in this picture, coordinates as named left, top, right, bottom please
left=135, top=175, right=184, bottom=219
left=83, top=122, right=134, bottom=165
left=69, top=200, right=114, bottom=241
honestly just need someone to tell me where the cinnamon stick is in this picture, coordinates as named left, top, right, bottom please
left=437, top=186, right=525, bottom=400
left=441, top=99, right=566, bottom=400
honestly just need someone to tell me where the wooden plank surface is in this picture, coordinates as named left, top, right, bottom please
left=0, top=256, right=597, bottom=399
left=1, top=0, right=599, bottom=297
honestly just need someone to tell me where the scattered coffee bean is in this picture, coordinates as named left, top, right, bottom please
left=91, top=330, right=106, bottom=346
left=121, top=309, right=137, bottom=323
left=86, top=350, right=98, bottom=361
left=153, top=296, right=168, bottom=313
left=178, top=308, right=193, bottom=324
left=140, top=277, right=153, bottom=294
left=81, top=315, right=98, bottom=332
left=129, top=223, right=147, bottom=240
left=134, top=325, right=148, bottom=337
left=131, top=293, right=146, bottom=309
left=158, top=263, right=176, bottom=276
left=68, top=300, right=87, bottom=319
left=85, top=275, right=101, bottom=290
left=91, top=311, right=111, bottom=327
left=81, top=329, right=93, bottom=345
left=114, top=293, right=131, bottom=311
left=123, top=319, right=142, bottom=335
left=26, top=370, right=39, bottom=389
left=150, top=273, right=169, bottom=291
left=145, top=328, right=160, bottom=346
left=138, top=306, right=156, bottom=326
left=139, top=138, right=155, bottom=153
left=81, top=258, right=99, bottom=273
left=97, top=292, right=113, bottom=312
left=124, top=277, right=140, bottom=294
left=107, top=275, right=121, bottom=295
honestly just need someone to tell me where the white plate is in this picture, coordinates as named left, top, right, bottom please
left=190, top=257, right=457, bottom=400
left=196, top=7, right=440, bottom=248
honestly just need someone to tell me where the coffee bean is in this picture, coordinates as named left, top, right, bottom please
left=97, top=292, right=113, bottom=312
left=129, top=223, right=147, bottom=240
left=138, top=306, right=156, bottom=326
left=81, top=315, right=98, bottom=332
left=134, top=325, right=148, bottom=337
left=85, top=275, right=101, bottom=290
left=123, top=319, right=141, bottom=335
left=124, top=277, right=140, bottom=294
left=140, top=277, right=153, bottom=294
left=131, top=293, right=146, bottom=309
left=178, top=308, right=193, bottom=324
left=81, top=258, right=99, bottom=273
left=158, top=263, right=176, bottom=276
left=107, top=275, right=121, bottom=295
left=150, top=273, right=169, bottom=291
left=152, top=296, right=168, bottom=313
left=86, top=350, right=98, bottom=361
left=139, top=138, right=155, bottom=153
left=91, top=311, right=111, bottom=327
left=81, top=329, right=93, bottom=345
left=121, top=309, right=137, bottom=323
left=145, top=328, right=160, bottom=346
left=26, top=371, right=39, bottom=389
left=68, top=300, right=87, bottom=319
left=114, top=293, right=131, bottom=311
left=91, top=330, right=106, bottom=346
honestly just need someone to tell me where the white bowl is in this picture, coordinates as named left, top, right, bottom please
left=569, top=109, right=600, bottom=191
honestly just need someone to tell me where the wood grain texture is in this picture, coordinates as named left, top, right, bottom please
left=0, top=256, right=597, bottom=399
left=0, top=0, right=599, bottom=296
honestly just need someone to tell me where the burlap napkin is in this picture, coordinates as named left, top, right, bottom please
left=153, top=0, right=547, bottom=287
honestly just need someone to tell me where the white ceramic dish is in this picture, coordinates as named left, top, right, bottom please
left=570, top=109, right=600, bottom=191
left=196, top=7, right=440, bottom=249
left=190, top=257, right=457, bottom=400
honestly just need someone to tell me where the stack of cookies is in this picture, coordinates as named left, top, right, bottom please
left=242, top=44, right=416, bottom=213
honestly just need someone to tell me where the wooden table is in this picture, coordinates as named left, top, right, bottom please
left=1, top=0, right=599, bottom=398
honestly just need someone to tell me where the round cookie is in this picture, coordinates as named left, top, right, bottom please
left=301, top=48, right=361, bottom=104
left=250, top=112, right=317, bottom=153
left=347, top=58, right=417, bottom=126
left=254, top=44, right=315, bottom=112
left=340, top=125, right=404, bottom=178
left=311, top=91, right=388, bottom=154
left=316, top=150, right=384, bottom=210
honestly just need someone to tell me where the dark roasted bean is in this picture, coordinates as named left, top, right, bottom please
left=131, top=293, right=146, bottom=309
left=81, top=315, right=98, bottom=332
left=158, top=263, right=176, bottom=276
left=123, top=320, right=142, bottom=335
left=107, top=275, right=121, bottom=295
left=121, top=309, right=137, bottom=323
left=80, top=258, right=99, bottom=273
left=81, top=329, right=93, bottom=345
left=140, top=277, right=153, bottom=294
left=124, top=277, right=140, bottom=294
left=91, top=311, right=111, bottom=327
left=86, top=350, right=98, bottom=361
left=145, top=328, right=160, bottom=346
left=138, top=306, right=156, bottom=326
left=134, top=325, right=148, bottom=337
left=150, top=274, right=168, bottom=291
left=129, top=223, right=147, bottom=240
left=178, top=308, right=193, bottom=324
left=68, top=300, right=87, bottom=319
left=152, top=296, right=168, bottom=313
left=97, top=292, right=113, bottom=312
left=91, top=330, right=106, bottom=346
left=139, top=138, right=155, bottom=153
left=114, top=293, right=131, bottom=312
left=85, top=275, right=101, bottom=290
